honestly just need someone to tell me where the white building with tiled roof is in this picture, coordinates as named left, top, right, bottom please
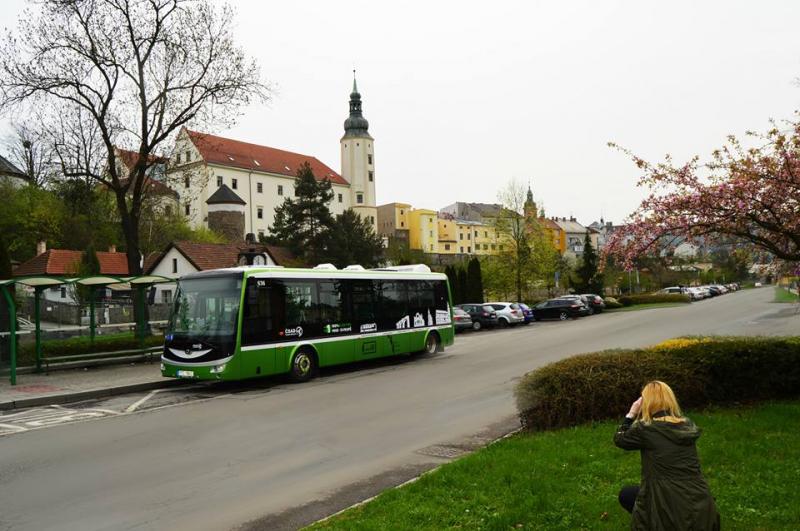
left=167, top=78, right=377, bottom=239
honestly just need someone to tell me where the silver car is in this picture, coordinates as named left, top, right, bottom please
left=485, top=302, right=526, bottom=327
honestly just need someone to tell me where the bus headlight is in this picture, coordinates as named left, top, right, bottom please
left=210, top=363, right=226, bottom=374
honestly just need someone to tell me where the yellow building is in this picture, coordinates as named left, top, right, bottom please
left=377, top=202, right=411, bottom=238
left=408, top=209, right=438, bottom=253
left=436, top=218, right=457, bottom=254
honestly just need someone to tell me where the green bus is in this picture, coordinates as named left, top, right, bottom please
left=161, top=264, right=454, bottom=382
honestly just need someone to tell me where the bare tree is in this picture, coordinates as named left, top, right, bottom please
left=2, top=121, right=57, bottom=187
left=0, top=0, right=269, bottom=283
left=494, top=178, right=531, bottom=301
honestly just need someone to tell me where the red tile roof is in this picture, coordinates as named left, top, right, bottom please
left=13, top=250, right=130, bottom=277
left=145, top=240, right=300, bottom=273
left=186, top=129, right=348, bottom=185
left=115, top=148, right=168, bottom=169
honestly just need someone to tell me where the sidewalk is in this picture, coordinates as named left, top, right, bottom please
left=0, top=362, right=185, bottom=410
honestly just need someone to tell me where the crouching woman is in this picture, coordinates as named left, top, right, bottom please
left=614, top=380, right=720, bottom=530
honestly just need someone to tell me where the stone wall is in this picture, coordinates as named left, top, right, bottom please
left=208, top=210, right=245, bottom=242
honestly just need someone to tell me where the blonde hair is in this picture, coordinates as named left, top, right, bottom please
left=640, top=380, right=684, bottom=424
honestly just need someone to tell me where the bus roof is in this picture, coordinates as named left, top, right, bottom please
left=180, top=265, right=448, bottom=281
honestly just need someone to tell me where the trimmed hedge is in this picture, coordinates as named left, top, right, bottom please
left=618, top=293, right=691, bottom=306
left=514, top=336, right=800, bottom=431
left=18, top=332, right=164, bottom=364
left=603, top=296, right=623, bottom=309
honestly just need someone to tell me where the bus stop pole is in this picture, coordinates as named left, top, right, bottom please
left=89, top=286, right=96, bottom=344
left=136, top=284, right=145, bottom=349
left=2, top=285, right=17, bottom=386
left=34, top=286, right=42, bottom=373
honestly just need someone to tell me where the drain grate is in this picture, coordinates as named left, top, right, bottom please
left=416, top=444, right=469, bottom=459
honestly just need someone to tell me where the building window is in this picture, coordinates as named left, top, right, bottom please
left=445, top=244, right=451, bottom=251
left=370, top=216, right=375, bottom=223
left=467, top=233, right=471, bottom=240
left=429, top=244, right=433, bottom=251
left=400, top=209, right=404, bottom=215
left=231, top=178, right=238, bottom=190
left=184, top=204, right=190, bottom=216
left=357, top=193, right=364, bottom=204
left=162, top=290, right=172, bottom=305
left=484, top=231, right=488, bottom=238
left=172, top=258, right=178, bottom=273
left=176, top=153, right=181, bottom=164
left=400, top=221, right=404, bottom=227
left=184, top=176, right=190, bottom=189
left=338, top=193, right=343, bottom=203
left=60, top=287, right=66, bottom=299
left=491, top=244, right=496, bottom=250
left=460, top=246, right=464, bottom=253
left=257, top=207, right=263, bottom=219
left=499, top=245, right=505, bottom=251
left=467, top=246, right=471, bottom=253
left=257, top=182, right=263, bottom=193
left=368, top=171, right=373, bottom=182
left=459, top=233, right=463, bottom=240
left=216, top=175, right=222, bottom=187
left=258, top=229, right=265, bottom=239
left=474, top=230, right=478, bottom=237
left=278, top=184, right=283, bottom=196
left=484, top=244, right=489, bottom=250
left=185, top=151, right=191, bottom=162
left=368, top=154, right=373, bottom=165
left=429, top=230, right=433, bottom=237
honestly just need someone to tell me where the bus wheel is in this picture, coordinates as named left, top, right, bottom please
left=424, top=332, right=441, bottom=355
left=290, top=348, right=318, bottom=382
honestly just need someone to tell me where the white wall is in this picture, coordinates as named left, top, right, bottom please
left=149, top=247, right=195, bottom=303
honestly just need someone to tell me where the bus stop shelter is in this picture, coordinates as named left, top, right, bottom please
left=0, top=274, right=172, bottom=385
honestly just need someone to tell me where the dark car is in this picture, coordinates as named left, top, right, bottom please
left=458, top=303, right=499, bottom=331
left=517, top=303, right=534, bottom=323
left=557, top=294, right=593, bottom=314
left=452, top=307, right=473, bottom=332
left=532, top=298, right=589, bottom=321
left=580, top=294, right=606, bottom=314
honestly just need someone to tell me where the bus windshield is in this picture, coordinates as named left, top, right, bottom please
left=168, top=275, right=242, bottom=337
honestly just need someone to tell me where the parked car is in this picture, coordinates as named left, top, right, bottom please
left=557, top=295, right=596, bottom=314
left=685, top=287, right=707, bottom=300
left=659, top=286, right=688, bottom=295
left=452, top=307, right=473, bottom=331
left=458, top=304, right=499, bottom=331
left=532, top=298, right=590, bottom=321
left=580, top=294, right=606, bottom=314
left=517, top=303, right=534, bottom=324
left=485, top=302, right=526, bottom=327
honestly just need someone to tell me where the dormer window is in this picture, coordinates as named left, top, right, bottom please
left=176, top=153, right=181, bottom=164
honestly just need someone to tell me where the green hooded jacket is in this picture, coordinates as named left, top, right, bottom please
left=614, top=415, right=720, bottom=530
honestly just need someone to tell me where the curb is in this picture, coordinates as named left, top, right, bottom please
left=0, top=378, right=192, bottom=411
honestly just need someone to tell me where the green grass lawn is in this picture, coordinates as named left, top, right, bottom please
left=605, top=301, right=690, bottom=313
left=311, top=401, right=800, bottom=530
left=774, top=286, right=799, bottom=303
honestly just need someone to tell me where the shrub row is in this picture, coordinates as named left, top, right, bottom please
left=618, top=293, right=691, bottom=306
left=514, top=336, right=800, bottom=431
left=18, top=332, right=163, bottom=364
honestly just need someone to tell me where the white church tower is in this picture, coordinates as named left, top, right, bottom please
left=341, top=73, right=377, bottom=231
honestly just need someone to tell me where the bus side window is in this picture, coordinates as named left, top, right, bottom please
left=434, top=280, right=449, bottom=311
left=351, top=280, right=376, bottom=324
left=283, top=280, right=319, bottom=337
left=376, top=281, right=408, bottom=331
left=242, top=278, right=274, bottom=345
left=318, top=280, right=349, bottom=326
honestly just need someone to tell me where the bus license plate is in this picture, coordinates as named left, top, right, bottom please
left=177, top=370, right=195, bottom=378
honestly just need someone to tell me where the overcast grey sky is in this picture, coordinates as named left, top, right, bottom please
left=2, top=0, right=799, bottom=224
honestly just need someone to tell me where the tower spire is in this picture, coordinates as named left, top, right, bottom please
left=352, top=68, right=358, bottom=94
left=343, top=71, right=371, bottom=139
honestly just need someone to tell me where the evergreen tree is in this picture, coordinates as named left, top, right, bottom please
left=467, top=257, right=484, bottom=303
left=71, top=242, right=102, bottom=307
left=457, top=267, right=468, bottom=304
left=325, top=209, right=384, bottom=268
left=267, top=162, right=335, bottom=264
left=444, top=265, right=458, bottom=302
left=576, top=232, right=603, bottom=293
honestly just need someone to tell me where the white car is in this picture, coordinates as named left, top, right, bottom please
left=685, top=287, right=707, bottom=300
left=485, top=302, right=526, bottom=327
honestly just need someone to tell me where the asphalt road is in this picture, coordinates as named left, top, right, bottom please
left=0, top=287, right=795, bottom=531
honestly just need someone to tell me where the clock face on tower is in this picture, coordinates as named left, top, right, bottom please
left=253, top=254, right=267, bottom=266
left=238, top=255, right=249, bottom=266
